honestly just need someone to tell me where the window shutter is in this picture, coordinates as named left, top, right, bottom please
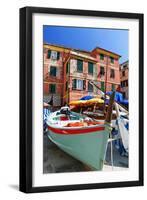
left=101, top=82, right=105, bottom=92
left=88, top=82, right=93, bottom=92
left=83, top=80, right=86, bottom=90
left=50, top=66, right=57, bottom=76
left=77, top=60, right=83, bottom=72
left=53, top=84, right=56, bottom=93
left=110, top=56, right=114, bottom=63
left=100, top=66, right=105, bottom=75
left=49, top=84, right=56, bottom=93
left=100, top=54, right=104, bottom=60
left=88, top=62, right=93, bottom=74
left=54, top=67, right=57, bottom=76
left=72, top=79, right=77, bottom=89
left=112, top=84, right=115, bottom=91
left=110, top=69, right=115, bottom=78
left=57, top=52, right=60, bottom=60
left=66, top=62, right=69, bottom=74
left=47, top=50, right=51, bottom=58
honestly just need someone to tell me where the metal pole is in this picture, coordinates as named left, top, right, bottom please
left=110, top=134, right=114, bottom=170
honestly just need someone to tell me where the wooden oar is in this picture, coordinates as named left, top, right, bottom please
left=105, top=91, right=115, bottom=170
left=105, top=91, right=115, bottom=123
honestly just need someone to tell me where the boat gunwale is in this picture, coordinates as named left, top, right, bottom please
left=47, top=123, right=106, bottom=135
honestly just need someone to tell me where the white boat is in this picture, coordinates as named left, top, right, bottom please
left=46, top=106, right=112, bottom=170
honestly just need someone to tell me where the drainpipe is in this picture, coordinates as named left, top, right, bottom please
left=62, top=51, right=71, bottom=106
left=103, top=55, right=109, bottom=113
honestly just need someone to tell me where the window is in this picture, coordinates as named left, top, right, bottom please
left=123, top=64, right=128, bottom=69
left=100, top=66, right=105, bottom=76
left=51, top=51, right=57, bottom=60
left=110, top=56, right=114, bottom=63
left=88, top=62, right=93, bottom=74
left=121, top=81, right=124, bottom=87
left=122, top=71, right=125, bottom=76
left=77, top=80, right=83, bottom=90
left=50, top=66, right=57, bottom=76
left=100, top=54, right=104, bottom=60
left=101, top=82, right=105, bottom=92
left=57, top=52, right=60, bottom=60
left=88, top=82, right=93, bottom=92
left=49, top=84, right=56, bottom=93
left=66, top=62, right=69, bottom=74
left=72, top=79, right=85, bottom=90
left=47, top=50, right=60, bottom=60
left=110, top=69, right=115, bottom=78
left=83, top=80, right=86, bottom=90
left=47, top=50, right=51, bottom=58
left=72, top=79, right=76, bottom=89
left=122, top=92, right=126, bottom=98
left=121, top=80, right=128, bottom=87
left=77, top=59, right=83, bottom=72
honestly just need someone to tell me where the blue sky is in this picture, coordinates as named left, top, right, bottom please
left=43, top=26, right=128, bottom=63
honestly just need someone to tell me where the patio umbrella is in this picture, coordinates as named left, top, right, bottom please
left=85, top=98, right=104, bottom=105
left=80, top=95, right=94, bottom=100
left=69, top=100, right=87, bottom=106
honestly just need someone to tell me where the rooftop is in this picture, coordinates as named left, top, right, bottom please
left=44, top=42, right=91, bottom=54
left=44, top=42, right=121, bottom=58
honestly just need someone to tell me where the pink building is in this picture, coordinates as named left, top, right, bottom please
left=43, top=43, right=121, bottom=107
left=120, top=61, right=129, bottom=99
left=91, top=47, right=120, bottom=94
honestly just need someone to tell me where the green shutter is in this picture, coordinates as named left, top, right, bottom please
left=110, top=56, right=114, bottom=63
left=88, top=82, right=93, bottom=92
left=83, top=80, right=86, bottom=90
left=112, top=84, right=115, bottom=91
left=47, top=50, right=51, bottom=58
left=72, top=79, right=77, bottom=89
left=77, top=60, right=83, bottom=72
left=50, top=84, right=56, bottom=93
left=101, top=82, right=105, bottom=92
left=50, top=66, right=56, bottom=76
left=57, top=52, right=60, bottom=60
left=100, top=54, right=104, bottom=60
left=66, top=62, right=69, bottom=74
left=88, top=62, right=93, bottom=74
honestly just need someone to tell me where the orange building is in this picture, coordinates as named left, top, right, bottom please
left=91, top=47, right=120, bottom=94
left=43, top=43, right=121, bottom=107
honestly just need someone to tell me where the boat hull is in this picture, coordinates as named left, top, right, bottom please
left=47, top=125, right=109, bottom=170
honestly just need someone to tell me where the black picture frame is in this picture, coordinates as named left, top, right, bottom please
left=19, top=6, right=144, bottom=193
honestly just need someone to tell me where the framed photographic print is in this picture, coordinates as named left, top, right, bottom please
left=19, top=7, right=144, bottom=193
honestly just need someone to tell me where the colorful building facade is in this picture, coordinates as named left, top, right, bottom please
left=120, top=61, right=129, bottom=99
left=43, top=43, right=121, bottom=107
